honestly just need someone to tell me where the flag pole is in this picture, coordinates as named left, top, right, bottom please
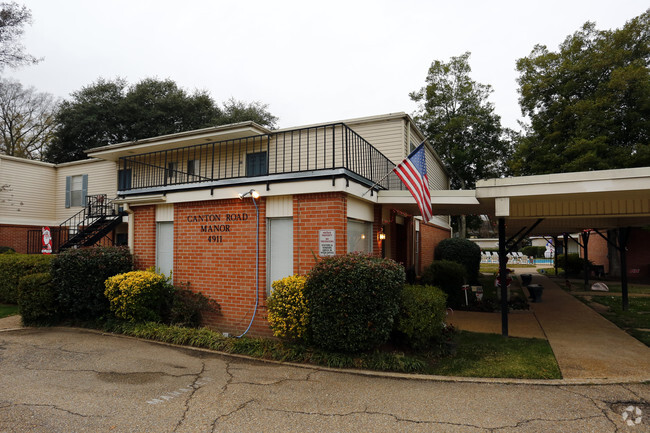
left=361, top=138, right=431, bottom=198
left=361, top=169, right=394, bottom=197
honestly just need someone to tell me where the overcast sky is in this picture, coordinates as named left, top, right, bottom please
left=7, top=1, right=649, bottom=131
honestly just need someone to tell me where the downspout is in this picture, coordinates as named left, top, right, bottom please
left=124, top=203, right=135, bottom=255
left=237, top=192, right=260, bottom=338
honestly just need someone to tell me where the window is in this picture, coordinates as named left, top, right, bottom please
left=347, top=219, right=372, bottom=253
left=166, top=162, right=178, bottom=182
left=187, top=160, right=199, bottom=176
left=118, top=169, right=132, bottom=190
left=246, top=151, right=267, bottom=177
left=65, top=174, right=88, bottom=208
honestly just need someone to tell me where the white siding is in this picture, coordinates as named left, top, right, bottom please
left=156, top=204, right=174, bottom=222
left=266, top=195, right=293, bottom=217
left=0, top=156, right=57, bottom=225
left=346, top=117, right=405, bottom=165
left=347, top=197, right=374, bottom=222
left=55, top=159, right=118, bottom=222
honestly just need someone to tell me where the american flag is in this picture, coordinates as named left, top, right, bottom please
left=393, top=142, right=433, bottom=221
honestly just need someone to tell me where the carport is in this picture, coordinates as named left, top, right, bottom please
left=384, top=166, right=650, bottom=337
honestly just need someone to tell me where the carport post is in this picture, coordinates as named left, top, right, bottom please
left=619, top=227, right=631, bottom=311
left=563, top=233, right=569, bottom=275
left=498, top=217, right=509, bottom=337
left=553, top=235, right=559, bottom=276
left=582, top=231, right=590, bottom=289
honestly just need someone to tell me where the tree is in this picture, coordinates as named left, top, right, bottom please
left=410, top=52, right=512, bottom=237
left=0, top=78, right=56, bottom=159
left=512, top=10, right=650, bottom=175
left=0, top=2, right=40, bottom=70
left=45, top=77, right=279, bottom=163
left=220, top=97, right=278, bottom=129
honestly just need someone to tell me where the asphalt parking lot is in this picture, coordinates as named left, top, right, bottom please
left=0, top=327, right=648, bottom=432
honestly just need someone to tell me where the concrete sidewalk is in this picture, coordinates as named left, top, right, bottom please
left=450, top=270, right=650, bottom=381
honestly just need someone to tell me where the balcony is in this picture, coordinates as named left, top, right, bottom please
left=117, top=123, right=405, bottom=195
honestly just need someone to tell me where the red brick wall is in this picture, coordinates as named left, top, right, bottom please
left=419, top=222, right=451, bottom=274
left=133, top=205, right=156, bottom=270
left=293, top=192, right=347, bottom=275
left=173, top=198, right=269, bottom=337
left=372, top=204, right=383, bottom=257
left=627, top=228, right=650, bottom=280
left=586, top=233, right=609, bottom=273
left=0, top=224, right=36, bottom=253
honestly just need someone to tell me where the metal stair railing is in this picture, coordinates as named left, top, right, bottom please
left=58, top=195, right=124, bottom=251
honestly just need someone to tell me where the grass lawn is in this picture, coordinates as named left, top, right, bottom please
left=426, top=331, right=561, bottom=379
left=0, top=304, right=19, bottom=319
left=577, top=295, right=650, bottom=347
left=586, top=296, right=650, bottom=329
left=561, top=277, right=650, bottom=294
left=104, top=321, right=561, bottom=379
left=480, top=264, right=536, bottom=274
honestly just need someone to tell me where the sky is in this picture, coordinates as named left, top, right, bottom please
left=6, top=0, right=649, bottom=131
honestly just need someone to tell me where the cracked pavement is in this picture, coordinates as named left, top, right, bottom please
left=0, top=328, right=648, bottom=432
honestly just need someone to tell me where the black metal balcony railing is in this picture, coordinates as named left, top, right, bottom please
left=118, top=123, right=406, bottom=193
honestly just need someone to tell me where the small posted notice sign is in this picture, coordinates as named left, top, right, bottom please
left=319, top=229, right=336, bottom=256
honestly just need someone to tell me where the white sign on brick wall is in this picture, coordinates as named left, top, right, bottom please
left=319, top=229, right=336, bottom=256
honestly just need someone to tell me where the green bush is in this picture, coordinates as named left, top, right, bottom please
left=167, top=286, right=220, bottom=328
left=435, top=238, right=481, bottom=283
left=104, top=270, right=174, bottom=322
left=521, top=246, right=547, bottom=258
left=556, top=253, right=591, bottom=276
left=304, top=253, right=405, bottom=353
left=0, top=254, right=53, bottom=304
left=0, top=246, right=16, bottom=254
left=396, top=284, right=447, bottom=350
left=421, top=260, right=467, bottom=309
left=267, top=275, right=309, bottom=341
left=51, top=246, right=133, bottom=321
left=18, top=272, right=58, bottom=326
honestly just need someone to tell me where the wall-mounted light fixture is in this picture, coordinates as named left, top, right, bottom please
left=238, top=189, right=260, bottom=200
left=378, top=228, right=386, bottom=242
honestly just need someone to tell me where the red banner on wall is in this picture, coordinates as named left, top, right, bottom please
left=42, top=227, right=52, bottom=255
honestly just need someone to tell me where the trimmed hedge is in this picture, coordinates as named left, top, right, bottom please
left=18, top=272, right=59, bottom=326
left=556, top=253, right=591, bottom=276
left=521, top=246, right=547, bottom=259
left=304, top=253, right=405, bottom=353
left=167, top=286, right=220, bottom=328
left=435, top=238, right=481, bottom=284
left=104, top=270, right=174, bottom=322
left=51, top=246, right=133, bottom=320
left=267, top=275, right=309, bottom=341
left=396, top=284, right=447, bottom=350
left=421, top=260, right=467, bottom=309
left=0, top=254, right=53, bottom=304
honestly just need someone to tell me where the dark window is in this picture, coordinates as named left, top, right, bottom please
left=118, top=169, right=132, bottom=190
left=116, top=233, right=128, bottom=246
left=246, top=152, right=267, bottom=177
left=166, top=162, right=178, bottom=182
left=187, top=160, right=199, bottom=176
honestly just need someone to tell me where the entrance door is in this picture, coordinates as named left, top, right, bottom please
left=395, top=221, right=408, bottom=266
left=156, top=222, right=174, bottom=279
left=267, top=218, right=293, bottom=292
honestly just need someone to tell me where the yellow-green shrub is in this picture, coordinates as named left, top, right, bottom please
left=104, top=270, right=172, bottom=322
left=267, top=275, right=308, bottom=341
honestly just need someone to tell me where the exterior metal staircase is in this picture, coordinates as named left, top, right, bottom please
left=57, top=194, right=125, bottom=251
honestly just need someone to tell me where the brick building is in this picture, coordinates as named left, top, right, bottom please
left=2, top=113, right=452, bottom=336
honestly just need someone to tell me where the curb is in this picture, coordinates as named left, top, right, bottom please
left=3, top=326, right=649, bottom=386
